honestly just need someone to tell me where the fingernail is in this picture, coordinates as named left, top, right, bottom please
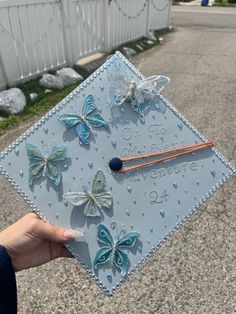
left=64, top=229, right=84, bottom=240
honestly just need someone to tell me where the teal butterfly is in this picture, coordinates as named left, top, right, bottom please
left=58, top=95, right=109, bottom=145
left=63, top=170, right=112, bottom=217
left=26, top=143, right=66, bottom=186
left=93, top=224, right=140, bottom=276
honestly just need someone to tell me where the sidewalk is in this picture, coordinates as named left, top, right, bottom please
left=178, top=0, right=214, bottom=6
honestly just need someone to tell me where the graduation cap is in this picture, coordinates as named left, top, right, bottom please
left=0, top=51, right=235, bottom=296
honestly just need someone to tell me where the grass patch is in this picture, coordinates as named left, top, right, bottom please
left=0, top=82, right=78, bottom=135
left=213, top=2, right=236, bottom=5
left=213, top=0, right=236, bottom=5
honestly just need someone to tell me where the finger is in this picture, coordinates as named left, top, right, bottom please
left=31, top=218, right=83, bottom=243
left=49, top=243, right=74, bottom=260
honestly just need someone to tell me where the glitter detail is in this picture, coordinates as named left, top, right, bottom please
left=93, top=223, right=140, bottom=276
left=160, top=209, right=165, bottom=218
left=111, top=139, right=116, bottom=147
left=63, top=170, right=112, bottom=217
left=210, top=169, right=216, bottom=176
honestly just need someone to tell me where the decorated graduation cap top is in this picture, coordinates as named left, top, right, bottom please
left=0, top=51, right=235, bottom=296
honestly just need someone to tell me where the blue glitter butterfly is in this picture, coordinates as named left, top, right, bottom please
left=108, top=58, right=169, bottom=122
left=26, top=143, right=66, bottom=186
left=58, top=95, right=109, bottom=145
left=93, top=224, right=140, bottom=276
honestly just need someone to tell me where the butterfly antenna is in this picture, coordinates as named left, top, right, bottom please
left=119, top=229, right=126, bottom=239
left=42, top=142, right=49, bottom=154
left=110, top=221, right=117, bottom=230
left=110, top=221, right=120, bottom=240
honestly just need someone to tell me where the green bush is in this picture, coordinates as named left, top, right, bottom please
left=214, top=0, right=227, bottom=3
left=174, top=0, right=193, bottom=2
left=214, top=0, right=236, bottom=4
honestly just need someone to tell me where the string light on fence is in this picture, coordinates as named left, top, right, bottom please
left=151, top=0, right=170, bottom=12
left=62, top=1, right=98, bottom=31
left=0, top=12, right=57, bottom=48
left=114, top=0, right=148, bottom=19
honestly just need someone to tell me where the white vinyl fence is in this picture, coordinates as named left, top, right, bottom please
left=0, top=0, right=171, bottom=90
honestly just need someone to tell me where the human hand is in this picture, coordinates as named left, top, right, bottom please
left=0, top=213, right=83, bottom=272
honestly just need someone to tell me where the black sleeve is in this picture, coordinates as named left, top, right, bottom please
left=0, top=246, right=17, bottom=314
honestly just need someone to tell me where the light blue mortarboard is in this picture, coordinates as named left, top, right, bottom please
left=0, top=51, right=235, bottom=295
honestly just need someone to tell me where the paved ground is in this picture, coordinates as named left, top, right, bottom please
left=0, top=5, right=236, bottom=314
left=178, top=0, right=214, bottom=6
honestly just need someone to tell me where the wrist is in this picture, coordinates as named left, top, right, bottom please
left=0, top=242, right=16, bottom=273
left=0, top=231, right=15, bottom=264
left=0, top=232, right=8, bottom=251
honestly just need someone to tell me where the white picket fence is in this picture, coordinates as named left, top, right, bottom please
left=0, top=0, right=171, bottom=91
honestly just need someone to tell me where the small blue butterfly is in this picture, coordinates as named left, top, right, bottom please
left=93, top=224, right=140, bottom=276
left=58, top=95, right=109, bottom=145
left=26, top=143, right=66, bottom=186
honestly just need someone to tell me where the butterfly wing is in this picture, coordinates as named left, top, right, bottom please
left=64, top=191, right=99, bottom=216
left=94, top=192, right=113, bottom=209
left=107, top=58, right=129, bottom=90
left=26, top=143, right=44, bottom=163
left=91, top=170, right=106, bottom=194
left=89, top=171, right=112, bottom=214
left=114, top=88, right=128, bottom=105
left=58, top=114, right=82, bottom=128
left=114, top=231, right=140, bottom=275
left=93, top=247, right=113, bottom=270
left=83, top=198, right=100, bottom=217
left=107, top=58, right=130, bottom=106
left=26, top=144, right=45, bottom=185
left=86, top=113, right=109, bottom=129
left=47, top=162, right=61, bottom=186
left=82, top=95, right=96, bottom=116
left=28, top=162, right=44, bottom=186
left=47, top=146, right=66, bottom=186
left=114, top=249, right=129, bottom=276
left=76, top=121, right=91, bottom=145
left=136, top=76, right=170, bottom=93
left=116, top=231, right=140, bottom=248
left=48, top=146, right=66, bottom=162
left=97, top=224, right=113, bottom=247
left=63, top=192, right=89, bottom=206
left=131, top=96, right=151, bottom=122
left=132, top=76, right=170, bottom=119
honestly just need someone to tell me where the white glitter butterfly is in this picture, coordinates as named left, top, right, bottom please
left=107, top=57, right=169, bottom=122
left=63, top=170, right=112, bottom=217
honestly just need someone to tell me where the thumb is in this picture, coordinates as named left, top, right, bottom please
left=32, top=218, right=83, bottom=243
